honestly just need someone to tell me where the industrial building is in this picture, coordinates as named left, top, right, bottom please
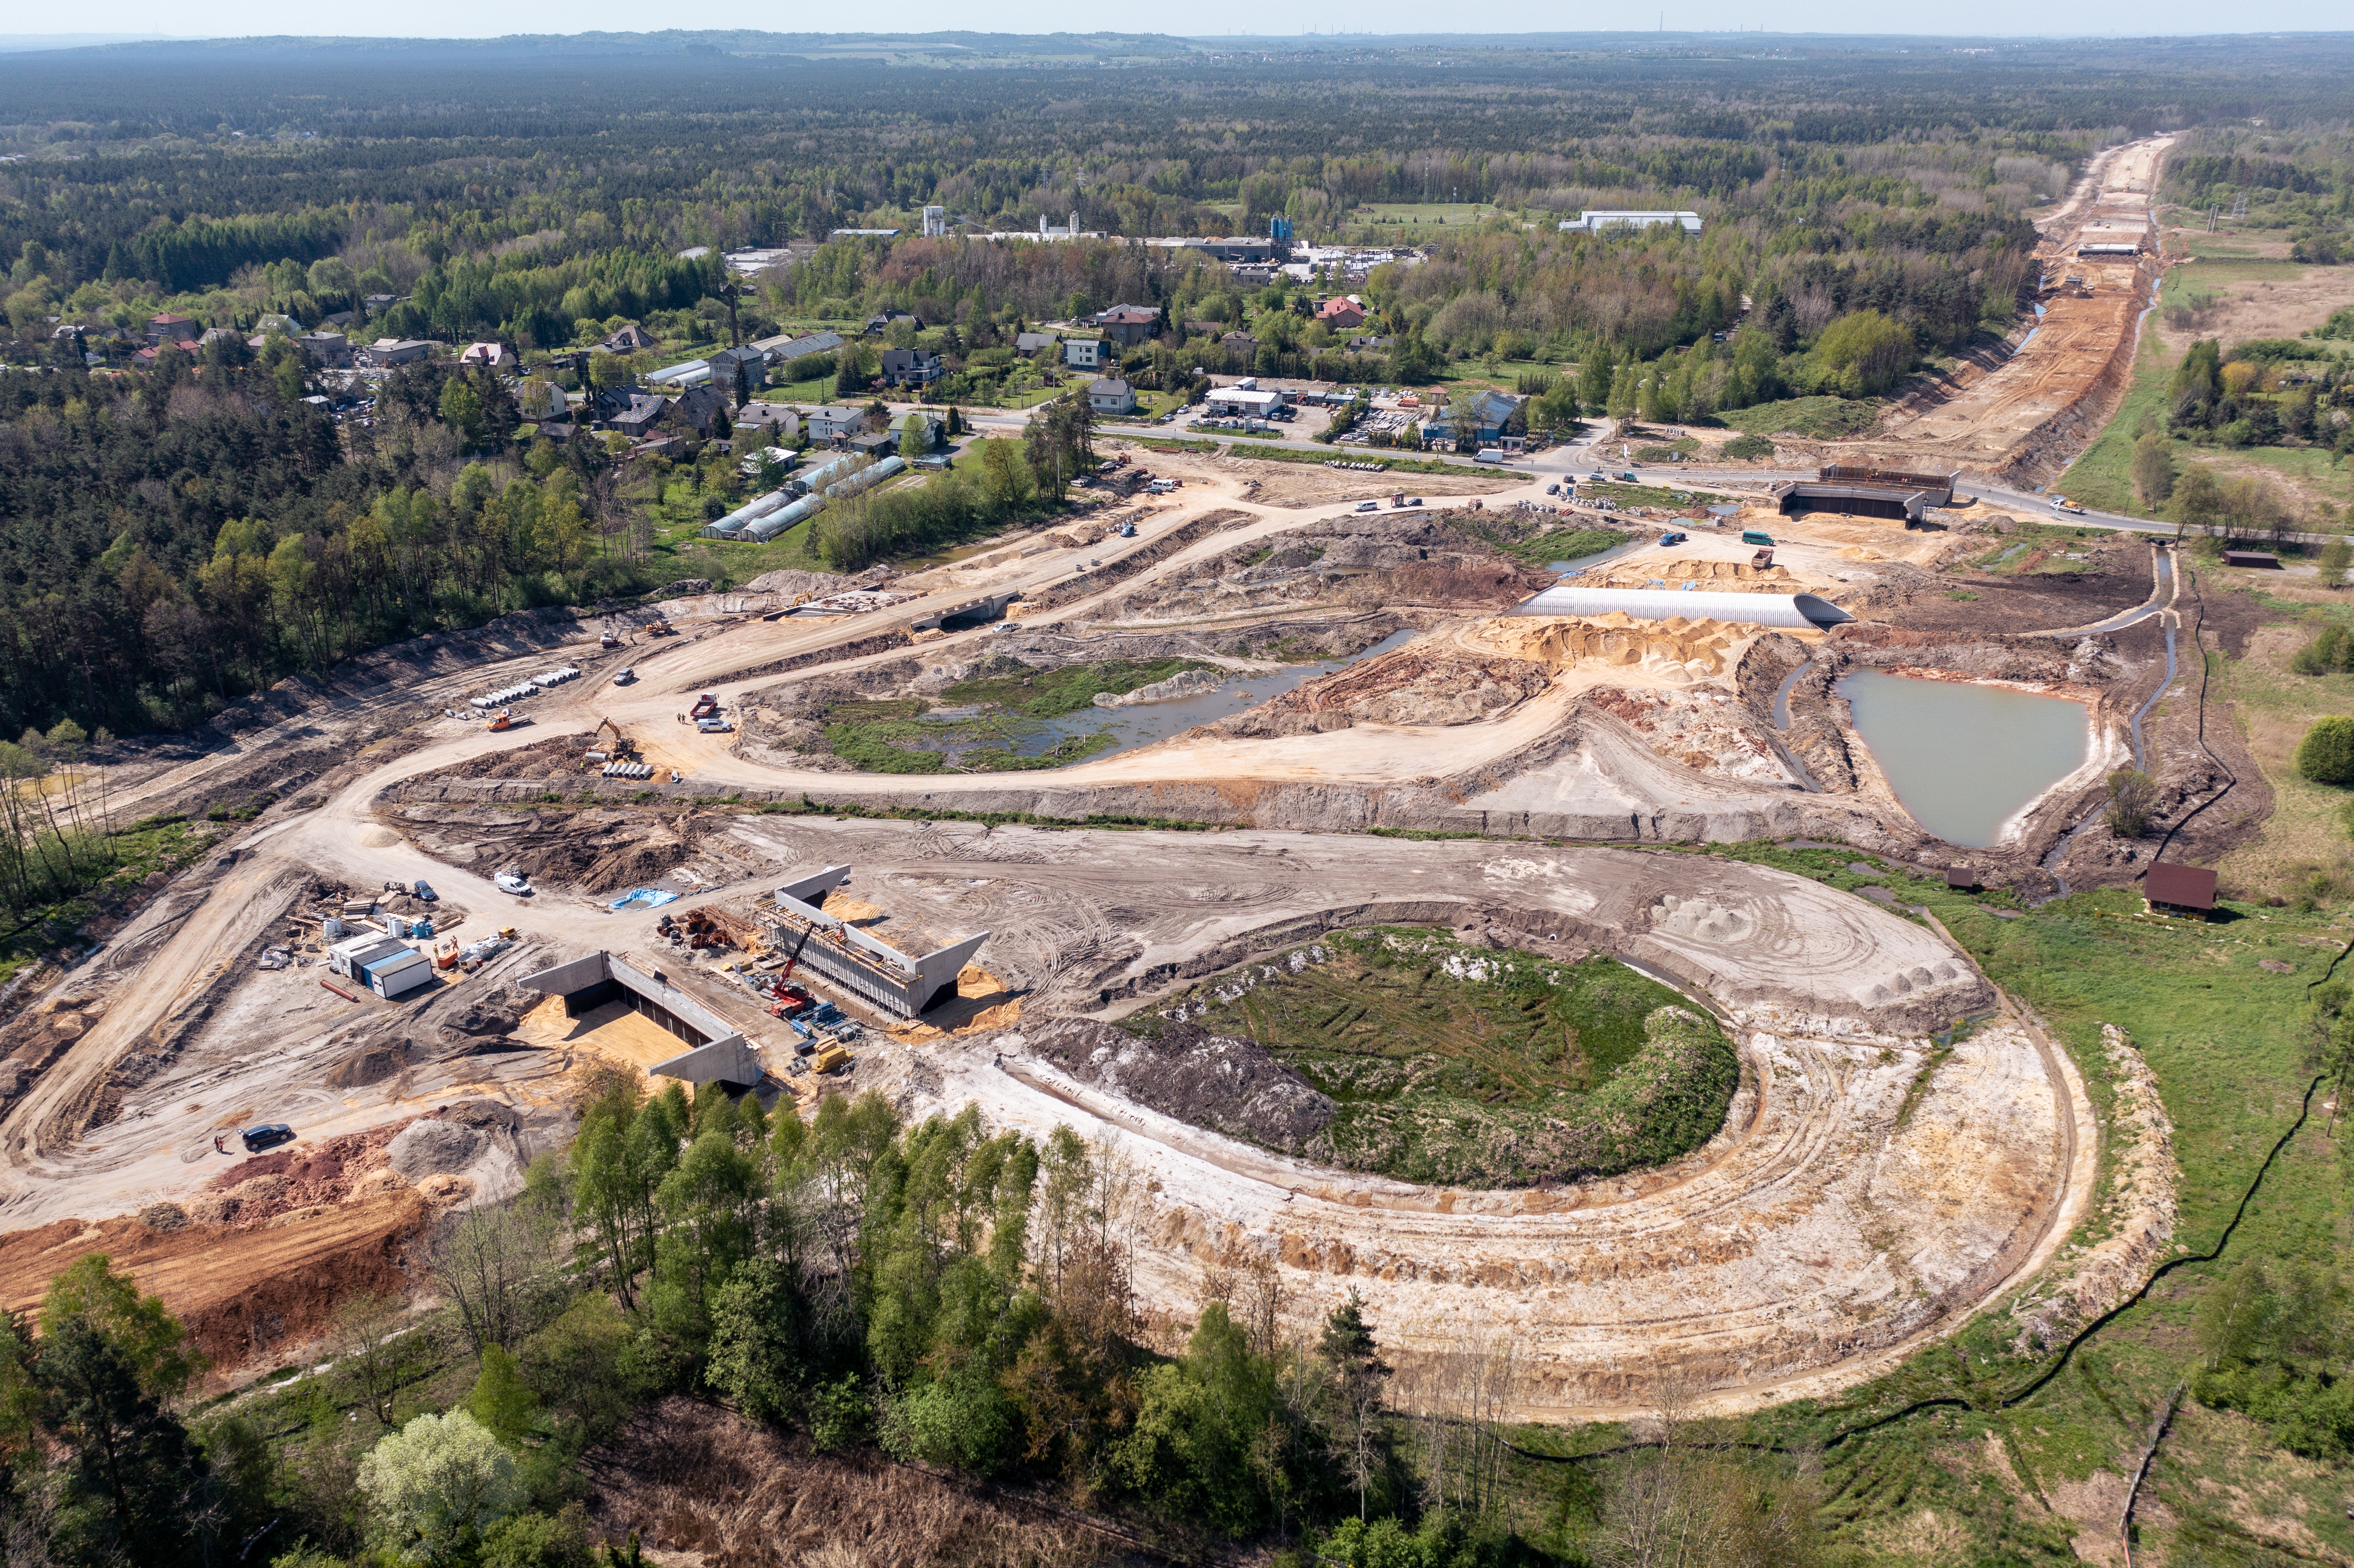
left=1559, top=210, right=1703, bottom=236
left=754, top=866, right=988, bottom=1018
left=1203, top=385, right=1289, bottom=418
left=1770, top=464, right=1958, bottom=526
left=520, top=951, right=761, bottom=1086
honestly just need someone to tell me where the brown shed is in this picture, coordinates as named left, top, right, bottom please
left=2222, top=551, right=2281, bottom=569
left=2145, top=860, right=2218, bottom=913
left=1946, top=866, right=1982, bottom=890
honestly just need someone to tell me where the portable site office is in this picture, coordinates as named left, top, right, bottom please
left=326, top=933, right=436, bottom=998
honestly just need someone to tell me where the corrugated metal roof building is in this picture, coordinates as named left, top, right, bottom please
left=1510, top=586, right=1854, bottom=630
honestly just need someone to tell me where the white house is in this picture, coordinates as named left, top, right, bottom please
left=1087, top=378, right=1137, bottom=416
left=1064, top=339, right=1105, bottom=370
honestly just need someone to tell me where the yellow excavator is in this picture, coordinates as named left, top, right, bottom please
left=588, top=716, right=639, bottom=762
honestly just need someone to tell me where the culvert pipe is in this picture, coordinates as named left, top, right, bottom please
left=1510, top=585, right=1855, bottom=630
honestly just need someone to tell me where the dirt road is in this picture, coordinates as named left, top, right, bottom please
left=1841, top=134, right=2176, bottom=486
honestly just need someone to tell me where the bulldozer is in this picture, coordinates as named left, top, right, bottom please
left=647, top=618, right=677, bottom=637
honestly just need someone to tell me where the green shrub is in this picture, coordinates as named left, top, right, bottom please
left=1720, top=433, right=1775, bottom=461
left=2296, top=716, right=2354, bottom=782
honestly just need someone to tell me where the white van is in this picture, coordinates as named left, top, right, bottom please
left=1475, top=447, right=1506, bottom=464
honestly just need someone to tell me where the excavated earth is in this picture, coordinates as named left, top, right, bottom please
left=0, top=343, right=2239, bottom=1406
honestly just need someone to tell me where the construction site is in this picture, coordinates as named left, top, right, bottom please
left=0, top=135, right=2241, bottom=1439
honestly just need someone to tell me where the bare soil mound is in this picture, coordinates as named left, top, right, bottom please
left=196, top=1122, right=415, bottom=1225
left=582, top=1395, right=1107, bottom=1568
left=0, top=1195, right=427, bottom=1381
left=1026, top=1017, right=1335, bottom=1154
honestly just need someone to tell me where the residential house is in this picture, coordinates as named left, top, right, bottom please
left=1093, top=305, right=1159, bottom=347
left=297, top=330, right=352, bottom=367
left=863, top=308, right=922, bottom=336
left=1218, top=330, right=1258, bottom=361
left=602, top=323, right=656, bottom=352
left=147, top=313, right=197, bottom=345
left=878, top=347, right=944, bottom=389
left=1064, top=339, right=1105, bottom=370
left=601, top=392, right=672, bottom=440
left=1087, top=378, right=1137, bottom=416
left=735, top=402, right=801, bottom=439
left=707, top=344, right=766, bottom=400
left=320, top=311, right=358, bottom=330
left=198, top=327, right=243, bottom=350
left=886, top=411, right=940, bottom=451
left=458, top=342, right=516, bottom=370
left=514, top=379, right=569, bottom=422
left=363, top=293, right=400, bottom=311
left=367, top=339, right=435, bottom=367
left=1315, top=298, right=1365, bottom=330
left=1181, top=320, right=1223, bottom=339
left=805, top=404, right=864, bottom=445
left=582, top=384, right=641, bottom=426
left=255, top=312, right=300, bottom=339
left=1345, top=334, right=1393, bottom=352
left=847, top=431, right=895, bottom=457
left=1014, top=331, right=1060, bottom=358
left=668, top=384, right=731, bottom=439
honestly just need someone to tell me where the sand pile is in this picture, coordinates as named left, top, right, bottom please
left=386, top=1101, right=531, bottom=1206
left=1478, top=614, right=1750, bottom=683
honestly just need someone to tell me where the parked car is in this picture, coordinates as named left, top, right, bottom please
left=1407, top=497, right=1423, bottom=507
left=1354, top=500, right=1380, bottom=513
left=1659, top=531, right=1688, bottom=546
left=495, top=869, right=532, bottom=895
left=413, top=880, right=437, bottom=902
left=697, top=717, right=735, bottom=733
left=240, top=1123, right=296, bottom=1154
left=614, top=667, right=636, bottom=685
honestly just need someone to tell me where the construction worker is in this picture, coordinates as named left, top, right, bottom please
left=213, top=1134, right=226, bottom=1154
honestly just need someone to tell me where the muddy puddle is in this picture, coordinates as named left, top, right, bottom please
left=901, top=628, right=1422, bottom=765
left=1837, top=671, right=2090, bottom=847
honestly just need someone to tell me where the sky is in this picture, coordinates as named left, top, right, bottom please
left=2, top=5, right=2347, bottom=42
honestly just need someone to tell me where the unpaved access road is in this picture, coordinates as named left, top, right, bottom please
left=2, top=431, right=2114, bottom=1411
left=1840, top=134, right=2176, bottom=487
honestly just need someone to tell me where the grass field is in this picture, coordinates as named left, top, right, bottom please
left=1716, top=395, right=1884, bottom=439
left=1486, top=835, right=2354, bottom=1563
left=1124, top=930, right=1738, bottom=1188
left=2058, top=277, right=2354, bottom=520
left=1225, top=442, right=1468, bottom=475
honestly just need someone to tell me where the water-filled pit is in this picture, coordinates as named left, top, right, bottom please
left=904, top=627, right=1422, bottom=765
left=1837, top=671, right=2091, bottom=848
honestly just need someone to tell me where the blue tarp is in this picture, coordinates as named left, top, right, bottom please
left=610, top=888, right=682, bottom=910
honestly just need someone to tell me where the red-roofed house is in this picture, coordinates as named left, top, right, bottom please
left=1316, top=297, right=1366, bottom=329
left=148, top=313, right=197, bottom=345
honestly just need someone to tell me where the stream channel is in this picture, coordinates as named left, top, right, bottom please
left=905, top=627, right=1422, bottom=766
left=1836, top=672, right=2092, bottom=848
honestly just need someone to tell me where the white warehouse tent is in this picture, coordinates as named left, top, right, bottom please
left=1510, top=586, right=1855, bottom=630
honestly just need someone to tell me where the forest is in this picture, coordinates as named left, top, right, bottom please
left=1, top=31, right=2347, bottom=753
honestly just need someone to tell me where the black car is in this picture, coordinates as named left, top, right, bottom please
left=240, top=1123, right=296, bottom=1154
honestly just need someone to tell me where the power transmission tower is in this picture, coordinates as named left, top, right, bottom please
left=2229, top=188, right=2248, bottom=222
